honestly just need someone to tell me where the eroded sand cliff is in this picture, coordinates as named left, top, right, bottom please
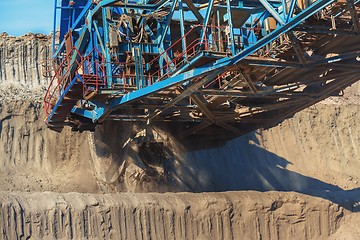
left=0, top=33, right=359, bottom=239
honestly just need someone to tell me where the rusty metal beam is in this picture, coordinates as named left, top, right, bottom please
left=271, top=73, right=360, bottom=125
left=287, top=32, right=307, bottom=64
left=237, top=70, right=258, bottom=94
left=183, top=0, right=204, bottom=22
left=147, top=70, right=224, bottom=121
left=181, top=121, right=213, bottom=138
left=347, top=0, right=360, bottom=31
left=199, top=89, right=313, bottom=99
left=190, top=93, right=242, bottom=134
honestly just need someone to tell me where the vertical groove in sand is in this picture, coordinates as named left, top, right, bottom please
left=0, top=192, right=346, bottom=239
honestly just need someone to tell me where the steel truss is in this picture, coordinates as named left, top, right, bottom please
left=44, top=0, right=360, bottom=139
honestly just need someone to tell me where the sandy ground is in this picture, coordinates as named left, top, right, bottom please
left=328, top=212, right=360, bottom=240
left=0, top=33, right=359, bottom=239
left=0, top=84, right=358, bottom=239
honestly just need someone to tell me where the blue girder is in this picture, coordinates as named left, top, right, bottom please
left=44, top=0, right=359, bottom=135
left=73, top=0, right=336, bottom=121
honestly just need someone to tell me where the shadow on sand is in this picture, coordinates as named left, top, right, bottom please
left=166, top=132, right=360, bottom=212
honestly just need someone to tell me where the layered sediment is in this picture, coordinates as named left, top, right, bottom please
left=0, top=33, right=359, bottom=239
left=0, top=191, right=346, bottom=240
left=0, top=32, right=50, bottom=87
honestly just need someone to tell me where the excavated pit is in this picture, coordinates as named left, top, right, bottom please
left=0, top=33, right=359, bottom=239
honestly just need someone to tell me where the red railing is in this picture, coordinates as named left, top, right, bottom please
left=147, top=25, right=227, bottom=66
left=148, top=35, right=229, bottom=84
left=81, top=48, right=107, bottom=96
left=43, top=47, right=109, bottom=117
left=112, top=69, right=137, bottom=92
left=43, top=47, right=84, bottom=116
left=203, top=71, right=231, bottom=89
left=144, top=24, right=270, bottom=86
left=44, top=24, right=267, bottom=118
left=145, top=24, right=240, bottom=85
left=144, top=24, right=274, bottom=85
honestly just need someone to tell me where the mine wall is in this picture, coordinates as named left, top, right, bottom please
left=0, top=34, right=359, bottom=239
left=0, top=191, right=345, bottom=240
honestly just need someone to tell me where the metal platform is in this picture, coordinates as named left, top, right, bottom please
left=44, top=0, right=360, bottom=139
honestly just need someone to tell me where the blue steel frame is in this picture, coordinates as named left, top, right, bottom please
left=46, top=0, right=342, bottom=129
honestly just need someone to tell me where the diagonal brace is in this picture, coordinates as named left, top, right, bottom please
left=259, top=0, right=285, bottom=25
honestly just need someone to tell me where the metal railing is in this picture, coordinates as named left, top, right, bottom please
left=44, top=47, right=107, bottom=117
left=44, top=47, right=83, bottom=116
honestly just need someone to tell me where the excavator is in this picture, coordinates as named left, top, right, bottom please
left=44, top=0, right=360, bottom=141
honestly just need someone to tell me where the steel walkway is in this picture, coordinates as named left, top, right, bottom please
left=44, top=0, right=360, bottom=139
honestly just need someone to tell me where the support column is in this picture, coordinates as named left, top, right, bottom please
left=133, top=47, right=144, bottom=89
left=102, top=7, right=113, bottom=88
left=179, top=0, right=187, bottom=60
left=226, top=0, right=236, bottom=55
left=200, top=0, right=215, bottom=44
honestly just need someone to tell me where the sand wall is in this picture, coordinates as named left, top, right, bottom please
left=1, top=97, right=358, bottom=196
left=177, top=104, right=360, bottom=193
left=0, top=191, right=345, bottom=240
left=0, top=34, right=359, bottom=239
left=0, top=33, right=50, bottom=87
